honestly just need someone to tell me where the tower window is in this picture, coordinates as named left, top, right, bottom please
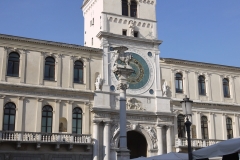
left=122, top=30, right=127, bottom=36
left=130, top=0, right=137, bottom=17
left=122, top=0, right=128, bottom=16
left=134, top=31, right=138, bottom=37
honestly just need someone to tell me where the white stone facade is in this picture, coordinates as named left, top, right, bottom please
left=0, top=0, right=239, bottom=160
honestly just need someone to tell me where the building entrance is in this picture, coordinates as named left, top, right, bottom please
left=127, top=131, right=147, bottom=159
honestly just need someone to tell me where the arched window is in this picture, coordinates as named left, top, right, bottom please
left=3, top=102, right=16, bottom=131
left=72, top=107, right=82, bottom=134
left=223, top=78, right=230, bottom=98
left=44, top=57, right=55, bottom=81
left=198, top=76, right=206, bottom=95
left=122, top=0, right=128, bottom=16
left=177, top=114, right=185, bottom=138
left=201, top=116, right=209, bottom=139
left=130, top=0, right=137, bottom=17
left=226, top=118, right=233, bottom=139
left=74, top=60, right=84, bottom=84
left=41, top=105, right=53, bottom=133
left=7, top=52, right=20, bottom=77
left=175, top=73, right=183, bottom=93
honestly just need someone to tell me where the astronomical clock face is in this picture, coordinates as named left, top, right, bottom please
left=111, top=51, right=154, bottom=95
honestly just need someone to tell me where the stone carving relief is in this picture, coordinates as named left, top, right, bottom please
left=126, top=98, right=145, bottom=111
left=144, top=126, right=158, bottom=149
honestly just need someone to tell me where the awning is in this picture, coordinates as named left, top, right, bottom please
left=131, top=152, right=188, bottom=160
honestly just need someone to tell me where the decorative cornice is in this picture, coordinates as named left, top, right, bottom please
left=161, top=58, right=240, bottom=72
left=0, top=34, right=102, bottom=53
left=96, top=31, right=162, bottom=45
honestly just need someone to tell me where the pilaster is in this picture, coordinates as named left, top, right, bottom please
left=15, top=97, right=25, bottom=131
left=206, top=73, right=212, bottom=101
left=69, top=55, right=74, bottom=88
left=103, top=120, right=112, bottom=160
left=93, top=120, right=100, bottom=160
left=196, top=112, right=202, bottom=139
left=219, top=75, right=224, bottom=102
left=66, top=101, right=73, bottom=133
left=230, top=76, right=237, bottom=103
left=84, top=102, right=91, bottom=134
left=0, top=95, right=6, bottom=129
left=166, top=125, right=173, bottom=153
left=234, top=114, right=239, bottom=137
left=209, top=112, right=215, bottom=139
left=85, top=58, right=91, bottom=90
left=0, top=47, right=8, bottom=81
left=155, top=52, right=162, bottom=96
left=57, top=54, right=62, bottom=87
left=36, top=98, right=43, bottom=132
left=194, top=72, right=200, bottom=100
left=156, top=124, right=164, bottom=155
left=53, top=100, right=61, bottom=133
left=171, top=69, right=176, bottom=98
left=38, top=52, right=45, bottom=85
left=222, top=113, right=227, bottom=140
left=184, top=70, right=190, bottom=97
left=19, top=50, right=27, bottom=83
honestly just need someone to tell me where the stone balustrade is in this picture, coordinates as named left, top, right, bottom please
left=175, top=138, right=223, bottom=148
left=0, top=131, right=92, bottom=144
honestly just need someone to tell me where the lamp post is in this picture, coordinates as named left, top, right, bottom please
left=180, top=96, right=193, bottom=160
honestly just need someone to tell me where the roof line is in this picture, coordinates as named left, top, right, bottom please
left=0, top=33, right=102, bottom=53
left=161, top=58, right=240, bottom=70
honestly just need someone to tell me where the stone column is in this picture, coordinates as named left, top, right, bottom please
left=53, top=100, right=61, bottom=133
left=155, top=51, right=162, bottom=95
left=209, top=112, right=215, bottom=139
left=166, top=125, right=172, bottom=153
left=206, top=73, right=212, bottom=101
left=103, top=121, right=112, bottom=160
left=156, top=124, right=164, bottom=155
left=234, top=114, right=239, bottom=137
left=171, top=69, right=176, bottom=98
left=69, top=55, right=74, bottom=88
left=67, top=101, right=74, bottom=133
left=0, top=95, right=6, bottom=129
left=84, top=102, right=90, bottom=134
left=93, top=120, right=100, bottom=160
left=38, top=52, right=45, bottom=85
left=36, top=98, right=43, bottom=132
left=15, top=97, right=25, bottom=131
left=222, top=114, right=227, bottom=140
left=0, top=47, right=8, bottom=81
left=57, top=54, right=62, bottom=87
left=20, top=50, right=27, bottom=83
left=196, top=112, right=202, bottom=139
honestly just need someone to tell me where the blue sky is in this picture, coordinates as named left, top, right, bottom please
left=0, top=0, right=239, bottom=67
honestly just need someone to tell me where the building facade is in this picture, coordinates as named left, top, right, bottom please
left=0, top=0, right=239, bottom=160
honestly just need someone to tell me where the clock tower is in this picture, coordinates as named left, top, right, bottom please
left=82, top=0, right=172, bottom=159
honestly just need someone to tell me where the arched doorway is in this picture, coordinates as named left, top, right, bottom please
left=127, top=131, right=147, bottom=159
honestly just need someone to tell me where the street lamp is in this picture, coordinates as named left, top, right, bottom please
left=180, top=95, right=193, bottom=160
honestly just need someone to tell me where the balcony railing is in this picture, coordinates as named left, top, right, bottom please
left=175, top=138, right=223, bottom=148
left=0, top=131, right=92, bottom=144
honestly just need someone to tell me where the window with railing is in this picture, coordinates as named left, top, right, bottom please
left=177, top=114, right=185, bottom=138
left=226, top=117, right=233, bottom=139
left=3, top=102, right=16, bottom=131
left=41, top=105, right=53, bottom=133
left=72, top=107, right=82, bottom=134
left=201, top=116, right=209, bottom=139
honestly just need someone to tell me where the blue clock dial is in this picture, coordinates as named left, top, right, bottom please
left=127, top=52, right=150, bottom=89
